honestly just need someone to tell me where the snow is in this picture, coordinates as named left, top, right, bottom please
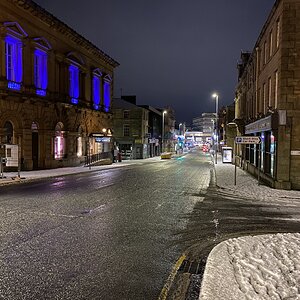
left=199, top=158, right=300, bottom=300
left=200, top=233, right=300, bottom=300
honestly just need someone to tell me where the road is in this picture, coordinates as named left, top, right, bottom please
left=0, top=150, right=212, bottom=300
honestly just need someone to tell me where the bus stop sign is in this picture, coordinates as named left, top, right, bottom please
left=235, top=136, right=261, bottom=144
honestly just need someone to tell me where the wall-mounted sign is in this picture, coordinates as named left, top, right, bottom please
left=95, top=137, right=111, bottom=143
left=291, top=150, right=300, bottom=156
left=245, top=115, right=272, bottom=134
left=235, top=136, right=261, bottom=144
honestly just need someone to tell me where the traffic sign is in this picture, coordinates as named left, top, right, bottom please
left=235, top=136, right=261, bottom=144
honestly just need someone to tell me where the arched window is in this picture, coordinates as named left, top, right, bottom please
left=54, top=122, right=65, bottom=159
left=4, top=121, right=13, bottom=144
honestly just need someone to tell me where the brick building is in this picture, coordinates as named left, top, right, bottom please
left=0, top=0, right=119, bottom=170
left=235, top=0, right=300, bottom=189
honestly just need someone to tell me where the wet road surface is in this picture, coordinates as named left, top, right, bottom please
left=0, top=151, right=212, bottom=300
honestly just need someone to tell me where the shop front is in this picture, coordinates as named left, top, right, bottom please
left=244, top=114, right=278, bottom=187
left=86, top=133, right=112, bottom=165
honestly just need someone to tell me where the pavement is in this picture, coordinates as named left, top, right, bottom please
left=0, top=156, right=164, bottom=186
left=198, top=154, right=300, bottom=300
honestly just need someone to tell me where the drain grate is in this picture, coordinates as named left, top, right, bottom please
left=178, top=259, right=206, bottom=275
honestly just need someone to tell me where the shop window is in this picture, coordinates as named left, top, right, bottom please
left=34, top=49, right=48, bottom=96
left=77, top=126, right=84, bottom=157
left=77, top=137, right=83, bottom=157
left=54, top=123, right=65, bottom=160
left=69, top=65, right=79, bottom=104
left=5, top=36, right=23, bottom=90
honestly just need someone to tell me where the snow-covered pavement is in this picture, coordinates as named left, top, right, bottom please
left=199, top=158, right=300, bottom=300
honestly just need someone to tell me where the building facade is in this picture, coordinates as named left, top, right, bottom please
left=235, top=0, right=300, bottom=189
left=112, top=97, right=150, bottom=159
left=0, top=0, right=119, bottom=170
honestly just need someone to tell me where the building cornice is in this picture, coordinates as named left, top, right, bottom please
left=10, top=0, right=120, bottom=68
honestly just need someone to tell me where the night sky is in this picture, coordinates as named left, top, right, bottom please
left=34, top=0, right=275, bottom=124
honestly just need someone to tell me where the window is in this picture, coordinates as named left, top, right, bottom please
left=275, top=71, right=278, bottom=108
left=4, top=121, right=13, bottom=144
left=34, top=49, right=48, bottom=96
left=263, top=83, right=266, bottom=114
left=69, top=65, right=79, bottom=104
left=276, top=19, right=280, bottom=48
left=263, top=41, right=267, bottom=64
left=123, top=124, right=130, bottom=136
left=54, top=123, right=65, bottom=160
left=103, top=80, right=111, bottom=112
left=92, top=74, right=101, bottom=110
left=268, top=77, right=272, bottom=107
left=269, top=31, right=273, bottom=57
left=124, top=110, right=129, bottom=118
left=5, top=36, right=22, bottom=90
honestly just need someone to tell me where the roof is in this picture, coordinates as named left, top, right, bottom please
left=12, top=0, right=120, bottom=68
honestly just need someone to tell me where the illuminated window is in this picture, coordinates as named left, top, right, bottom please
left=103, top=77, right=111, bottom=112
left=77, top=137, right=83, bottom=157
left=123, top=124, right=130, bottom=136
left=34, top=49, right=48, bottom=96
left=93, top=74, right=101, bottom=110
left=69, top=65, right=79, bottom=104
left=54, top=123, right=65, bottom=160
left=5, top=36, right=22, bottom=90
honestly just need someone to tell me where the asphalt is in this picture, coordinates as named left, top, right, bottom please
left=0, top=157, right=163, bottom=186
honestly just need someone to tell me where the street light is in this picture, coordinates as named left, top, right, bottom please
left=179, top=123, right=182, bottom=135
left=162, top=110, right=167, bottom=153
left=212, top=93, right=219, bottom=164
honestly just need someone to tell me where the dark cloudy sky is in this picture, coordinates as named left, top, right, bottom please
left=35, top=0, right=275, bottom=124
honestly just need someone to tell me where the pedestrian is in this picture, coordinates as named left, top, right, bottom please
left=114, top=148, right=119, bottom=163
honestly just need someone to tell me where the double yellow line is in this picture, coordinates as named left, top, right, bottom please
left=158, top=254, right=186, bottom=300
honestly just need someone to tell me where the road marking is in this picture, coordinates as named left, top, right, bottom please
left=158, top=253, right=186, bottom=300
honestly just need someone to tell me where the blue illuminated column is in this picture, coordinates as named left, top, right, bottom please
left=5, top=35, right=23, bottom=90
left=69, top=65, right=79, bottom=104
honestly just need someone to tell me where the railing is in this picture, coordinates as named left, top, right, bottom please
left=84, top=152, right=111, bottom=166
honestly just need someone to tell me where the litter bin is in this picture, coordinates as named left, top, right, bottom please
left=222, top=147, right=232, bottom=163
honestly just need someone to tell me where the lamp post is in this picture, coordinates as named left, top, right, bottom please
left=212, top=93, right=219, bottom=164
left=162, top=110, right=167, bottom=153
left=179, top=123, right=182, bottom=135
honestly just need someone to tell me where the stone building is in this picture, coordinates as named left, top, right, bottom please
left=112, top=97, right=150, bottom=159
left=235, top=0, right=300, bottom=189
left=0, top=0, right=119, bottom=170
